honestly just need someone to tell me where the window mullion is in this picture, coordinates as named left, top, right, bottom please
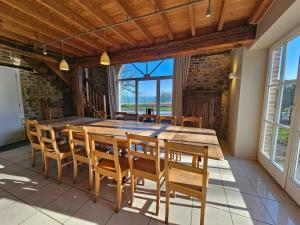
left=135, top=80, right=138, bottom=114
left=157, top=79, right=160, bottom=116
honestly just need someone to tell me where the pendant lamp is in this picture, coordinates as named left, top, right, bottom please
left=59, top=41, right=69, bottom=71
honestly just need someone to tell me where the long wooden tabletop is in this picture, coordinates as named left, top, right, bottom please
left=40, top=116, right=224, bottom=160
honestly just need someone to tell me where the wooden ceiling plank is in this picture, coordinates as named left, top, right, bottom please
left=114, top=0, right=154, bottom=44
left=248, top=0, right=273, bottom=24
left=188, top=6, right=196, bottom=36
left=218, top=0, right=229, bottom=31
left=74, top=0, right=137, bottom=47
left=0, top=0, right=99, bottom=53
left=37, top=0, right=120, bottom=49
left=74, top=25, right=256, bottom=66
left=150, top=0, right=174, bottom=40
left=0, top=18, right=81, bottom=57
left=0, top=6, right=86, bottom=56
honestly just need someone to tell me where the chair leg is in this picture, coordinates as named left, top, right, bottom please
left=116, top=179, right=122, bottom=212
left=94, top=171, right=100, bottom=202
left=165, top=183, right=170, bottom=223
left=192, top=156, right=197, bottom=167
left=200, top=196, right=206, bottom=225
left=156, top=180, right=160, bottom=215
left=44, top=155, right=49, bottom=179
left=88, top=164, right=93, bottom=191
left=31, top=148, right=36, bottom=167
left=57, top=158, right=62, bottom=184
left=73, top=159, right=78, bottom=184
left=41, top=151, right=45, bottom=171
left=130, top=175, right=135, bottom=205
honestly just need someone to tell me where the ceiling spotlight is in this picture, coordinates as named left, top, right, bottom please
left=42, top=45, right=47, bottom=55
left=206, top=0, right=211, bottom=18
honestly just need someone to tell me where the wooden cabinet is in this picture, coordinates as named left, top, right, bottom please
left=183, top=91, right=222, bottom=137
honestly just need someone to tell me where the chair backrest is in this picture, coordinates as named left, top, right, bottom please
left=25, top=119, right=41, bottom=146
left=37, top=124, right=60, bottom=154
left=89, top=133, right=121, bottom=176
left=158, top=116, right=176, bottom=125
left=114, top=111, right=126, bottom=120
left=182, top=116, right=202, bottom=128
left=142, top=114, right=158, bottom=123
left=164, top=140, right=209, bottom=189
left=67, top=125, right=90, bottom=157
left=125, top=113, right=139, bottom=122
left=127, top=133, right=161, bottom=176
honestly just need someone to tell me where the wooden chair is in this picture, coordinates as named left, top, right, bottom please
left=164, top=141, right=209, bottom=225
left=142, top=114, right=158, bottom=123
left=125, top=113, right=139, bottom=122
left=181, top=116, right=203, bottom=165
left=114, top=112, right=126, bottom=120
left=158, top=116, right=177, bottom=125
left=127, top=133, right=165, bottom=214
left=25, top=119, right=43, bottom=168
left=95, top=111, right=106, bottom=119
left=67, top=125, right=93, bottom=190
left=182, top=116, right=202, bottom=128
left=37, top=124, right=72, bottom=184
left=89, top=133, right=130, bottom=212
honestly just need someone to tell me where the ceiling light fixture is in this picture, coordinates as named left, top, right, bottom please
left=100, top=30, right=110, bottom=66
left=206, top=0, right=211, bottom=18
left=59, top=41, right=69, bottom=71
left=42, top=45, right=47, bottom=55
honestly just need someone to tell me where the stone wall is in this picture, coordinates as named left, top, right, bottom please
left=0, top=49, right=65, bottom=120
left=185, top=51, right=232, bottom=138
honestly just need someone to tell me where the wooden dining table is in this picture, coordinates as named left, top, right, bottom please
left=39, top=116, right=224, bottom=160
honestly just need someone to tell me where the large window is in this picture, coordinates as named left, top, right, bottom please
left=118, top=58, right=174, bottom=115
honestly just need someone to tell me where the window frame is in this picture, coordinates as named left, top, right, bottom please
left=118, top=59, right=174, bottom=115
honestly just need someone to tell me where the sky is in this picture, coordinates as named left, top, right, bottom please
left=284, top=35, right=300, bottom=80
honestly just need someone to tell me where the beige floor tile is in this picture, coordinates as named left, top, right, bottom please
left=191, top=205, right=233, bottom=225
left=223, top=176, right=257, bottom=196
left=204, top=185, right=229, bottom=212
left=261, top=198, right=300, bottom=225
left=220, top=164, right=247, bottom=178
left=106, top=209, right=150, bottom=225
left=231, top=213, right=272, bottom=225
left=0, top=201, right=37, bottom=225
left=41, top=187, right=90, bottom=223
left=20, top=212, right=61, bottom=225
left=250, top=180, right=296, bottom=205
left=64, top=200, right=114, bottom=225
left=225, top=189, right=274, bottom=224
left=0, top=190, right=18, bottom=211
left=241, top=165, right=276, bottom=184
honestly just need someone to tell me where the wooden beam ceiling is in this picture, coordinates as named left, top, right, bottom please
left=249, top=0, right=273, bottom=24
left=188, top=6, right=196, bottom=36
left=150, top=0, right=174, bottom=40
left=218, top=0, right=229, bottom=31
left=74, top=0, right=136, bottom=47
left=114, top=0, right=154, bottom=44
left=74, top=25, right=256, bottom=66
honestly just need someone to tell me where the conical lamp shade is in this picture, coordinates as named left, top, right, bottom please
left=100, top=51, right=110, bottom=65
left=59, top=58, right=69, bottom=71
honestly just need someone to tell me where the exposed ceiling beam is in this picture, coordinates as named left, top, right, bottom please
left=150, top=0, right=174, bottom=40
left=114, top=0, right=154, bottom=44
left=37, top=0, right=120, bottom=49
left=188, top=6, right=196, bottom=36
left=74, top=0, right=136, bottom=47
left=74, top=25, right=256, bottom=66
left=0, top=0, right=100, bottom=53
left=248, top=0, right=273, bottom=24
left=218, top=0, right=229, bottom=31
left=44, top=61, right=71, bottom=86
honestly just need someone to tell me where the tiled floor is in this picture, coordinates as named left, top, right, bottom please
left=0, top=145, right=300, bottom=225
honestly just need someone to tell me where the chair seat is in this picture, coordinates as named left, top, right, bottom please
left=97, top=156, right=129, bottom=174
left=168, top=168, right=209, bottom=191
left=133, top=158, right=165, bottom=175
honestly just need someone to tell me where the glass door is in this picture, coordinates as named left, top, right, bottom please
left=259, top=34, right=300, bottom=188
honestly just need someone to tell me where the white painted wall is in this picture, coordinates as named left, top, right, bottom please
left=227, top=47, right=268, bottom=159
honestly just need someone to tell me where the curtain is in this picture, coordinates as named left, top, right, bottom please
left=172, top=56, right=191, bottom=125
left=107, top=65, right=122, bottom=119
